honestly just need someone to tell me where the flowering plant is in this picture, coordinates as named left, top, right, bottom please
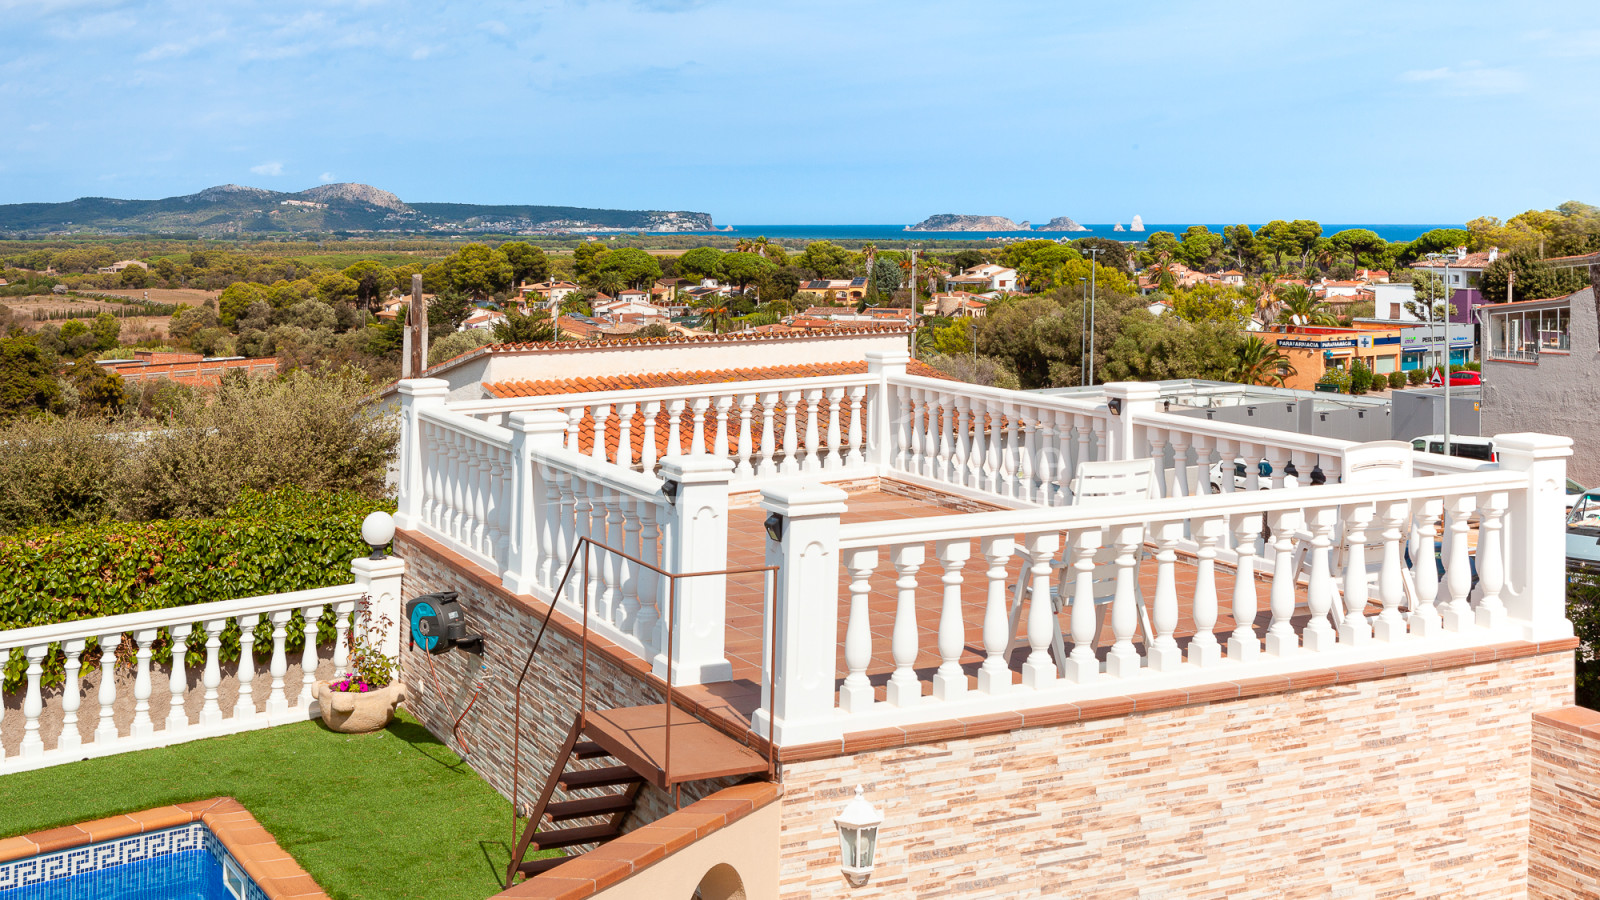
left=328, top=593, right=395, bottom=693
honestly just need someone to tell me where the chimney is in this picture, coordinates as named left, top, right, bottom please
left=1456, top=246, right=1466, bottom=257
left=1488, top=247, right=1498, bottom=263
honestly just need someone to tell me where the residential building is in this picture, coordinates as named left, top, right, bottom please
left=1372, top=282, right=1419, bottom=321
left=523, top=281, right=583, bottom=305
left=96, top=259, right=148, bottom=274
left=947, top=263, right=1017, bottom=292
left=1215, top=269, right=1245, bottom=287
left=460, top=309, right=508, bottom=331
left=1411, top=246, right=1500, bottom=324
left=1478, top=283, right=1600, bottom=484
left=922, top=293, right=987, bottom=318
left=97, top=351, right=278, bottom=386
left=798, top=278, right=868, bottom=302
left=1256, top=324, right=1407, bottom=390
left=1352, top=318, right=1474, bottom=370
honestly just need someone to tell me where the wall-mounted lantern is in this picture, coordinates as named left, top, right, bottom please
left=662, top=478, right=680, bottom=506
left=764, top=512, right=785, bottom=543
left=834, top=785, right=882, bottom=887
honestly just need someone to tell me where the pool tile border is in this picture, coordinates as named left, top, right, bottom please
left=0, top=797, right=329, bottom=900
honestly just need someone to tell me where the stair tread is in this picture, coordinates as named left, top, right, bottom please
left=582, top=704, right=769, bottom=788
left=545, top=793, right=636, bottom=822
left=527, top=822, right=622, bottom=852
left=559, top=765, right=646, bottom=790
left=516, top=855, right=573, bottom=878
left=572, top=741, right=612, bottom=760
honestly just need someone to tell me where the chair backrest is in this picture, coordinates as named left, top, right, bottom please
left=1071, top=458, right=1159, bottom=508
left=1341, top=440, right=1414, bottom=484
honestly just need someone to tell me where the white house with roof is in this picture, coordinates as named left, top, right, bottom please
left=947, top=263, right=1017, bottom=292
left=1411, top=246, right=1500, bottom=324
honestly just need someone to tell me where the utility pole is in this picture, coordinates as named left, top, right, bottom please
left=404, top=273, right=427, bottom=379
left=1083, top=248, right=1103, bottom=385
left=909, top=248, right=918, bottom=359
left=1079, top=277, right=1088, bottom=386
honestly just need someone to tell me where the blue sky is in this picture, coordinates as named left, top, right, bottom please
left=3, top=0, right=1598, bottom=224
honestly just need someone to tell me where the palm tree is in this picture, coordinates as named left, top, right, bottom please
left=1228, top=336, right=1297, bottom=387
left=699, top=302, right=731, bottom=334
left=1274, top=284, right=1338, bottom=326
left=1248, top=273, right=1278, bottom=326
left=859, top=241, right=879, bottom=299
left=734, top=237, right=755, bottom=254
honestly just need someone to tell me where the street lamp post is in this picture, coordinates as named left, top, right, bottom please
left=1084, top=248, right=1103, bottom=385
left=1424, top=252, right=1453, bottom=456
left=1079, top=276, right=1088, bottom=387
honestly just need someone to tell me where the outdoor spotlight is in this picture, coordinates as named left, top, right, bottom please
left=662, top=478, right=679, bottom=506
left=833, top=785, right=882, bottom=887
left=1107, top=397, right=1123, bottom=415
left=764, top=512, right=785, bottom=543
left=361, top=511, right=396, bottom=560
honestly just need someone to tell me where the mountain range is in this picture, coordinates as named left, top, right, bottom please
left=0, top=183, right=715, bottom=236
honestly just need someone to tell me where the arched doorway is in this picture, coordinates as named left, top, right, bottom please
left=692, top=862, right=745, bottom=900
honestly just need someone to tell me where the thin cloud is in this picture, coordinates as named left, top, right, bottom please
left=1400, top=63, right=1526, bottom=96
left=250, top=161, right=285, bottom=176
left=319, top=171, right=336, bottom=183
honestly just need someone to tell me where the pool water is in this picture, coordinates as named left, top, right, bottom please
left=0, top=849, right=229, bottom=900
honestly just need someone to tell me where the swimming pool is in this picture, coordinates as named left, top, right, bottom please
left=0, top=823, right=265, bottom=900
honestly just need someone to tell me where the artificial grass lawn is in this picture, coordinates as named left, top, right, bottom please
left=0, top=710, right=519, bottom=900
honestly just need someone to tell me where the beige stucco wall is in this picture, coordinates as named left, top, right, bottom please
left=777, top=650, right=1573, bottom=899
left=590, top=801, right=780, bottom=900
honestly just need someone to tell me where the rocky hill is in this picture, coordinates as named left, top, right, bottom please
left=907, top=214, right=1027, bottom=232
left=1041, top=216, right=1089, bottom=231
left=0, top=183, right=714, bottom=235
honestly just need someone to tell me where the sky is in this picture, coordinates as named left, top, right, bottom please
left=3, top=0, right=1599, bottom=225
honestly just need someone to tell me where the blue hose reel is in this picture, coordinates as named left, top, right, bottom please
left=407, top=592, right=483, bottom=655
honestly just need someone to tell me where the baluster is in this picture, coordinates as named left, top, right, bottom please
left=235, top=615, right=259, bottom=719
left=165, top=624, right=193, bottom=731
left=1036, top=411, right=1059, bottom=505
left=442, top=433, right=461, bottom=537
left=965, top=402, right=987, bottom=489
left=196, top=618, right=224, bottom=726
left=712, top=395, right=732, bottom=461
left=1339, top=504, right=1375, bottom=645
left=1020, top=411, right=1040, bottom=503
left=846, top=385, right=866, bottom=468
left=1021, top=530, right=1062, bottom=688
left=779, top=391, right=800, bottom=474
left=1242, top=441, right=1262, bottom=492
left=1475, top=492, right=1508, bottom=628
left=688, top=397, right=710, bottom=455
left=1228, top=515, right=1263, bottom=661
left=1303, top=507, right=1339, bottom=651
left=497, top=448, right=514, bottom=567
left=1145, top=522, right=1184, bottom=671
left=475, top=444, right=493, bottom=555
left=757, top=392, right=779, bottom=476
left=641, top=400, right=661, bottom=473
left=840, top=548, right=879, bottom=712
left=734, top=395, right=756, bottom=478
left=1171, top=435, right=1193, bottom=499
left=617, top=496, right=641, bottom=634
left=96, top=633, right=120, bottom=743
left=536, top=468, right=558, bottom=589
left=555, top=472, right=579, bottom=603
left=595, top=487, right=617, bottom=618
left=132, top=629, right=157, bottom=738
left=1065, top=528, right=1102, bottom=683
left=998, top=405, right=1018, bottom=499
left=977, top=536, right=1015, bottom=694
left=912, top=390, right=931, bottom=477
left=931, top=392, right=951, bottom=482
left=1188, top=518, right=1223, bottom=667
left=1190, top=436, right=1213, bottom=497
left=616, top=401, right=636, bottom=470
left=1374, top=501, right=1410, bottom=641
left=931, top=539, right=971, bottom=700
left=21, top=644, right=46, bottom=757
left=1265, top=510, right=1301, bottom=656
left=333, top=601, right=355, bottom=669
left=1073, top=414, right=1092, bottom=482
left=300, top=604, right=323, bottom=708
left=945, top=395, right=967, bottom=486
left=1441, top=495, right=1476, bottom=630
left=1320, top=454, right=1342, bottom=486
left=564, top=406, right=584, bottom=453
left=1408, top=501, right=1443, bottom=635
left=635, top=503, right=661, bottom=652
left=1288, top=450, right=1314, bottom=490
left=59, top=638, right=85, bottom=752
left=667, top=399, right=687, bottom=456
left=823, top=387, right=844, bottom=469
left=885, top=544, right=926, bottom=707
left=983, top=402, right=1003, bottom=493
left=1272, top=449, right=1295, bottom=490
left=266, top=611, right=291, bottom=716
left=893, top=385, right=912, bottom=471
left=1105, top=525, right=1144, bottom=678
left=589, top=404, right=611, bottom=461
left=1217, top=439, right=1238, bottom=495
left=418, top=421, right=436, bottom=526
left=802, top=388, right=823, bottom=472
left=569, top=475, right=593, bottom=606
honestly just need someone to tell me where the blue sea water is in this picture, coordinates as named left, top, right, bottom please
left=0, top=850, right=226, bottom=900
left=675, top=224, right=1457, bottom=243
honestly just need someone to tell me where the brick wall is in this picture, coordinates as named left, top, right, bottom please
left=1530, top=705, right=1600, bottom=899
left=777, top=651, right=1573, bottom=899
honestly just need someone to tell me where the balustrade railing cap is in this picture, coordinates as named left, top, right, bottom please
left=659, top=453, right=736, bottom=482
left=759, top=483, right=848, bottom=518
left=398, top=377, right=450, bottom=398
left=1102, top=381, right=1162, bottom=402
left=506, top=409, right=570, bottom=434
left=351, top=555, right=406, bottom=577
left=865, top=348, right=911, bottom=366
left=1491, top=432, right=1574, bottom=459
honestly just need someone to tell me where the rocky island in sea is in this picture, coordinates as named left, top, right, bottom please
left=906, top=213, right=1027, bottom=231
left=1041, top=216, right=1089, bottom=231
left=1130, top=215, right=1145, bottom=232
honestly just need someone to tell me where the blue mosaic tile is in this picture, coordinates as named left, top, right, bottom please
left=0, top=824, right=266, bottom=900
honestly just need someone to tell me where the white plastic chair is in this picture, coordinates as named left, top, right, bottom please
left=1006, top=459, right=1158, bottom=674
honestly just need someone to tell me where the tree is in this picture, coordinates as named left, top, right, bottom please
left=594, top=247, right=662, bottom=291
left=1176, top=226, right=1224, bottom=269
left=943, top=248, right=988, bottom=273
left=1011, top=243, right=1081, bottom=290
left=169, top=305, right=219, bottom=342
left=1274, top=284, right=1339, bottom=326
left=342, top=260, right=396, bottom=312
left=1480, top=251, right=1586, bottom=306
left=869, top=257, right=902, bottom=301
left=1223, top=225, right=1259, bottom=271
left=1329, top=229, right=1386, bottom=269
left=697, top=301, right=731, bottom=334
left=119, top=265, right=148, bottom=288
left=677, top=247, right=725, bottom=281
left=67, top=356, right=127, bottom=418
left=0, top=334, right=63, bottom=418
left=152, top=257, right=179, bottom=285
left=753, top=266, right=801, bottom=303
left=428, top=290, right=473, bottom=332
left=447, top=243, right=514, bottom=300
left=1400, top=228, right=1471, bottom=266
left=719, top=252, right=775, bottom=293
left=1170, top=284, right=1251, bottom=326
left=500, top=241, right=549, bottom=287
left=573, top=242, right=608, bottom=284
left=491, top=309, right=555, bottom=343
left=218, top=282, right=269, bottom=326
left=1226, top=336, right=1296, bottom=387
left=1405, top=271, right=1451, bottom=321
left=1071, top=238, right=1130, bottom=272
left=796, top=241, right=853, bottom=278
left=1142, top=231, right=1180, bottom=263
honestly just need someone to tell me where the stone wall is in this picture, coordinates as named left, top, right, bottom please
left=776, top=651, right=1573, bottom=899
left=1530, top=705, right=1600, bottom=899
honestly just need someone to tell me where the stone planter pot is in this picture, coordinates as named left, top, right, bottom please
left=313, top=681, right=405, bottom=734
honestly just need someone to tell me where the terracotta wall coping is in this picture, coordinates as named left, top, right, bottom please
left=493, top=780, right=782, bottom=899
left=0, top=797, right=329, bottom=900
left=1534, top=705, right=1600, bottom=738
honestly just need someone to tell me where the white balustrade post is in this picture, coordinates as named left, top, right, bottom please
left=394, top=378, right=450, bottom=532
left=1065, top=528, right=1103, bottom=684
left=131, top=629, right=157, bottom=739
left=331, top=600, right=357, bottom=669
left=846, top=385, right=867, bottom=468
left=886, top=542, right=927, bottom=706
left=300, top=604, right=324, bottom=711
left=1105, top=525, right=1144, bottom=678
left=840, top=547, right=878, bottom=713
left=641, top=400, right=662, bottom=474
left=1188, top=517, right=1225, bottom=667
left=21, top=644, right=47, bottom=758
left=977, top=536, right=1015, bottom=694
left=802, top=389, right=824, bottom=472
left=658, top=455, right=734, bottom=685
left=1147, top=522, right=1184, bottom=672
left=635, top=503, right=662, bottom=653
left=235, top=615, right=259, bottom=719
left=932, top=539, right=971, bottom=701
left=757, top=393, right=779, bottom=477
left=1441, top=495, right=1476, bottom=631
left=200, top=618, right=226, bottom=726
left=1102, top=382, right=1162, bottom=462
left=591, top=403, right=613, bottom=461
left=779, top=391, right=800, bottom=475
left=689, top=398, right=709, bottom=456
left=1228, top=514, right=1263, bottom=661
left=617, top=401, right=637, bottom=470
left=1409, top=500, right=1443, bottom=636
left=712, top=395, right=733, bottom=462
left=1374, top=500, right=1410, bottom=642
left=735, top=395, right=757, bottom=478
left=1495, top=433, right=1576, bottom=639
left=96, top=633, right=120, bottom=743
left=865, top=349, right=908, bottom=470
left=352, top=555, right=407, bottom=663
left=1021, top=530, right=1062, bottom=688
left=754, top=483, right=847, bottom=745
left=504, top=410, right=569, bottom=594
left=1303, top=507, right=1340, bottom=652
left=166, top=624, right=193, bottom=732
left=1265, top=510, right=1302, bottom=657
left=824, top=387, right=845, bottom=470
left=617, top=496, right=641, bottom=633
left=266, top=611, right=291, bottom=717
left=60, top=638, right=85, bottom=752
left=1338, top=504, right=1374, bottom=646
left=1476, top=491, right=1509, bottom=629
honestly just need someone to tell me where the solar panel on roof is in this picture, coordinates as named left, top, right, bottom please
left=850, top=278, right=867, bottom=286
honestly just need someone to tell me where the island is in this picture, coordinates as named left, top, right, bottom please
left=906, top=214, right=1026, bottom=232
left=1130, top=215, right=1145, bottom=232
left=1041, top=216, right=1089, bottom=232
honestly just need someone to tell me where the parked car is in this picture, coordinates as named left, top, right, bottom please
left=1425, top=367, right=1481, bottom=386
left=1409, top=434, right=1496, bottom=462
left=1209, top=458, right=1272, bottom=491
left=1568, top=478, right=1588, bottom=513
left=1567, top=488, right=1600, bottom=567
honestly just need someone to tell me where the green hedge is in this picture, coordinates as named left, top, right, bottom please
left=2, top=488, right=394, bottom=692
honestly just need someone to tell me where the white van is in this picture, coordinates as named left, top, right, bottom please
left=1409, top=434, right=1496, bottom=462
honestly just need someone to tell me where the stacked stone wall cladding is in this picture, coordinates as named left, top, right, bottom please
left=1529, top=705, right=1600, bottom=899
left=778, top=651, right=1573, bottom=899
left=394, top=531, right=735, bottom=834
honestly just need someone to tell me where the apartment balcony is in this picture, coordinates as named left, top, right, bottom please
left=393, top=349, right=1575, bottom=752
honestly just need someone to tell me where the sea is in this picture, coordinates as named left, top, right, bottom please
left=672, top=224, right=1456, bottom=243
